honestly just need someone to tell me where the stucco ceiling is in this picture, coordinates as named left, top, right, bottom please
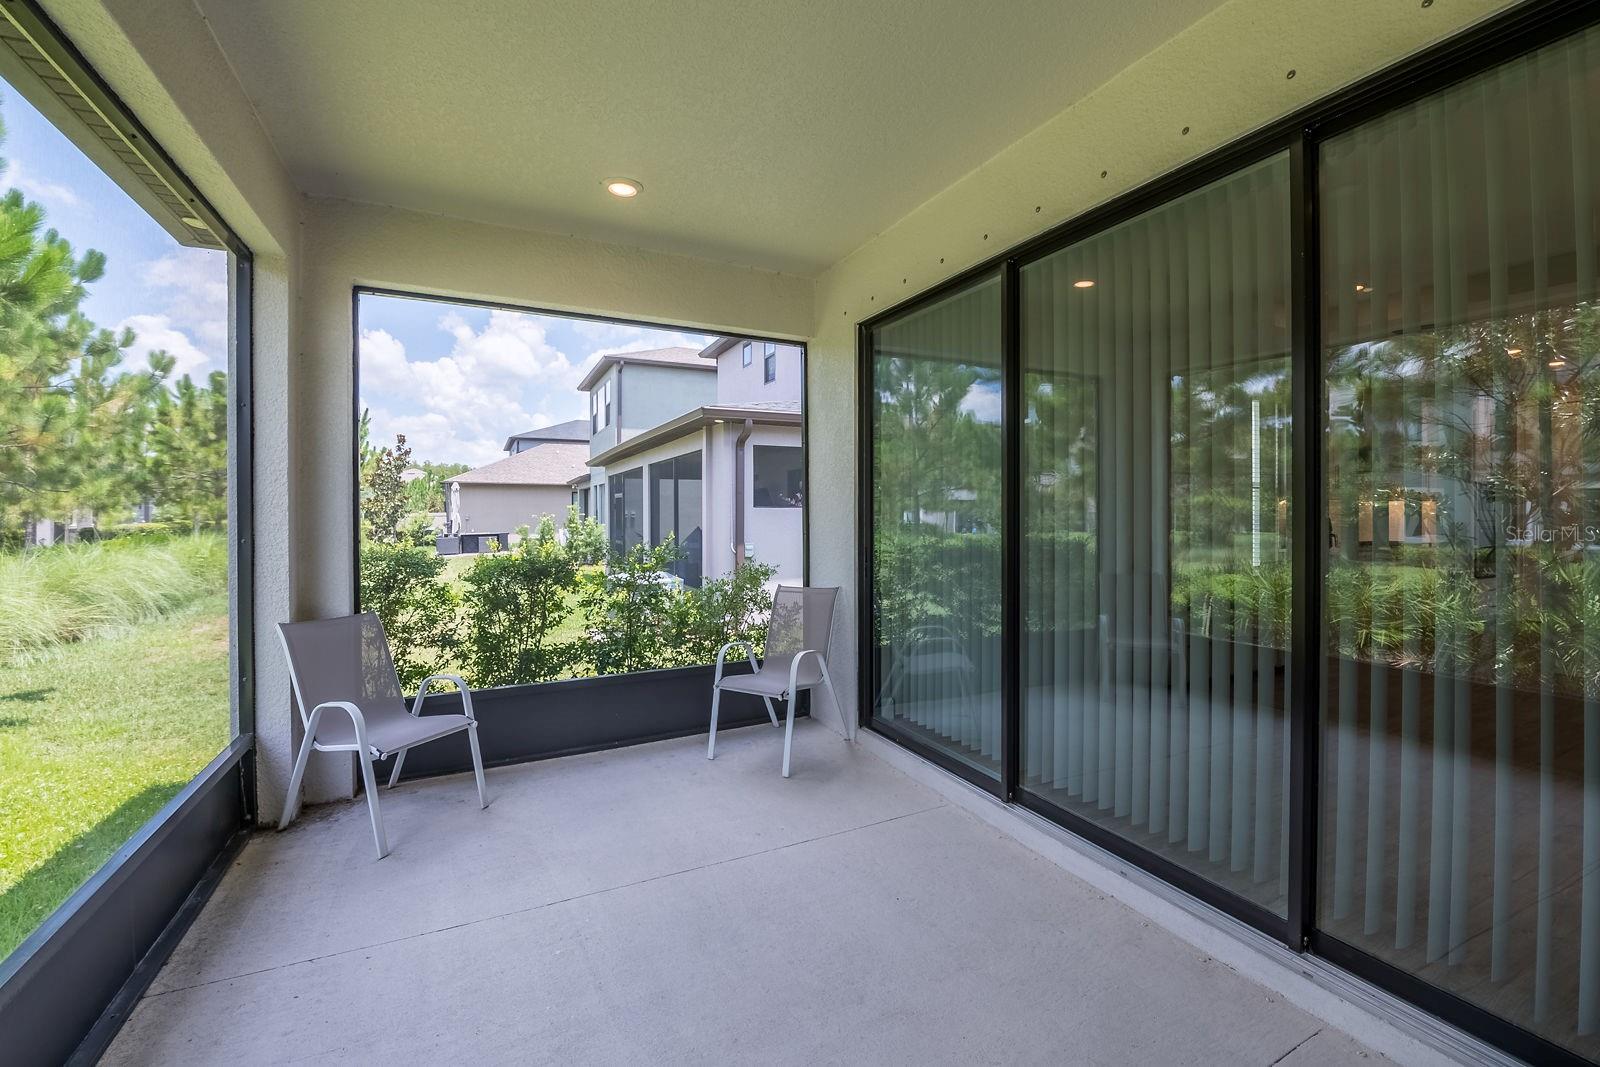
left=194, top=0, right=1225, bottom=275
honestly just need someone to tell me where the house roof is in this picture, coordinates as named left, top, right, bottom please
left=588, top=402, right=801, bottom=468
left=447, top=441, right=589, bottom=487
left=576, top=346, right=714, bottom=392
left=501, top=418, right=589, bottom=451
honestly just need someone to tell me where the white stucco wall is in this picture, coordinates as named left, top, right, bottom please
left=801, top=0, right=1513, bottom=741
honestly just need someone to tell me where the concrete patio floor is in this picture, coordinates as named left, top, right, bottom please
left=104, top=720, right=1382, bottom=1065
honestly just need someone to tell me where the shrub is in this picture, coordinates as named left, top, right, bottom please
left=460, top=516, right=579, bottom=687
left=577, top=538, right=683, bottom=674
left=359, top=540, right=459, bottom=688
left=668, top=558, right=777, bottom=666
left=563, top=505, right=607, bottom=565
left=0, top=533, right=226, bottom=665
left=400, top=513, right=437, bottom=547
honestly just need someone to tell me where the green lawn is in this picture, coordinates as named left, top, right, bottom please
left=0, top=594, right=230, bottom=958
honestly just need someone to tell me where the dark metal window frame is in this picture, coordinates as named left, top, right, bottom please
left=854, top=2, right=1598, bottom=1062
left=0, top=2, right=255, bottom=1062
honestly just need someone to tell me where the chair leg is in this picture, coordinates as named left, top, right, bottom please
left=762, top=696, right=779, bottom=727
left=467, top=723, right=489, bottom=809
left=279, top=719, right=319, bottom=830
left=388, top=748, right=408, bottom=787
left=707, top=684, right=722, bottom=759
left=782, top=693, right=797, bottom=778
left=357, top=750, right=389, bottom=859
left=819, top=660, right=849, bottom=742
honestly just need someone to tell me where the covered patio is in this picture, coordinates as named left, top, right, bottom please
left=1, top=0, right=1593, bottom=1064
left=103, top=723, right=1374, bottom=1065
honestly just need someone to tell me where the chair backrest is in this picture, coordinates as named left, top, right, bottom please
left=763, top=586, right=839, bottom=682
left=277, top=613, right=409, bottom=731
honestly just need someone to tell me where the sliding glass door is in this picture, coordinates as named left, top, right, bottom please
left=867, top=274, right=1003, bottom=781
left=1318, top=24, right=1600, bottom=1059
left=1019, top=155, right=1293, bottom=915
left=860, top=12, right=1600, bottom=1060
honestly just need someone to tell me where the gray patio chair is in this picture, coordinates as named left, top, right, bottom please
left=277, top=613, right=487, bottom=858
left=707, top=585, right=847, bottom=777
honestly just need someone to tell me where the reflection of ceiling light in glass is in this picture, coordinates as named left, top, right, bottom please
left=1354, top=283, right=1370, bottom=293
left=1507, top=347, right=1522, bottom=356
left=1549, top=358, right=1567, bottom=368
left=1073, top=279, right=1095, bottom=289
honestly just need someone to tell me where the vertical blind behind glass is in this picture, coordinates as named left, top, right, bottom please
left=1020, top=154, right=1293, bottom=915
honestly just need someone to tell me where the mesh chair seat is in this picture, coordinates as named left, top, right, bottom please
left=314, top=707, right=474, bottom=755
left=715, top=661, right=822, bottom=699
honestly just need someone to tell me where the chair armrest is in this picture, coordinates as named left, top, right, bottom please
left=787, top=649, right=826, bottom=699
left=714, top=640, right=760, bottom=685
left=309, top=700, right=374, bottom=756
left=413, top=673, right=475, bottom=721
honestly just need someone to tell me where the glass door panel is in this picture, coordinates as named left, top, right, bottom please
left=1019, top=154, right=1293, bottom=915
left=868, top=274, right=1004, bottom=781
left=1318, top=24, right=1600, bottom=1058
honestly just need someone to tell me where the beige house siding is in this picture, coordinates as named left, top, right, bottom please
left=452, top=484, right=573, bottom=537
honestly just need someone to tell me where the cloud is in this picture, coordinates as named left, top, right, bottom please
left=959, top=380, right=1002, bottom=423
left=358, top=308, right=726, bottom=466
left=359, top=310, right=601, bottom=466
left=116, top=250, right=229, bottom=379
left=117, top=313, right=212, bottom=378
left=2, top=158, right=82, bottom=209
left=142, top=251, right=229, bottom=349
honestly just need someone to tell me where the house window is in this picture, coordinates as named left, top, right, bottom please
left=742, top=341, right=752, bottom=367
left=763, top=343, right=777, bottom=384
left=589, top=391, right=598, bottom=433
left=649, top=451, right=703, bottom=586
left=752, top=446, right=802, bottom=508
left=602, top=379, right=611, bottom=427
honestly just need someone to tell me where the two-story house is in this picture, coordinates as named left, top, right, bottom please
left=442, top=417, right=590, bottom=548
left=571, top=339, right=803, bottom=587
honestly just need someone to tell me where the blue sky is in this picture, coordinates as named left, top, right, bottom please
left=1, top=68, right=710, bottom=472
left=358, top=294, right=714, bottom=467
left=0, top=77, right=226, bottom=379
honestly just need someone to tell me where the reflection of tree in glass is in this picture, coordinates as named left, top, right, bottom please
left=1325, top=300, right=1600, bottom=692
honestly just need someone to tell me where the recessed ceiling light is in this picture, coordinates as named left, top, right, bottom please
left=180, top=215, right=205, bottom=228
left=604, top=178, right=642, bottom=198
left=1073, top=279, right=1095, bottom=289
